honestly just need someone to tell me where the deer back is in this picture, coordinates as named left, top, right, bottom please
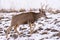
left=11, top=12, right=36, bottom=26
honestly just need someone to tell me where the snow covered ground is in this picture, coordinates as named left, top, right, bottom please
left=0, top=12, right=60, bottom=40
left=0, top=0, right=60, bottom=40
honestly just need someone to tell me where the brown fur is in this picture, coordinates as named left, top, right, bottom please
left=6, top=9, right=47, bottom=38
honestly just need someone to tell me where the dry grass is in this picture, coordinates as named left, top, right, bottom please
left=0, top=5, right=60, bottom=14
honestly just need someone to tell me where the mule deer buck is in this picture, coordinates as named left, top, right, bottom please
left=6, top=9, right=48, bottom=38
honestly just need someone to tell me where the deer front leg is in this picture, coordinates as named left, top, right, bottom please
left=29, top=22, right=34, bottom=34
left=31, top=23, right=35, bottom=30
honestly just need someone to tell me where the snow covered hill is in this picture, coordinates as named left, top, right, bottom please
left=0, top=0, right=60, bottom=40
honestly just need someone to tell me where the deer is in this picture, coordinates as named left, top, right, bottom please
left=6, top=8, right=48, bottom=38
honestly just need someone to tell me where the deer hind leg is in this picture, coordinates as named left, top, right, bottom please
left=6, top=26, right=12, bottom=38
left=14, top=24, right=20, bottom=35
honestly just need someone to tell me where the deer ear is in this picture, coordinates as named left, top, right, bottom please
left=39, top=9, right=41, bottom=12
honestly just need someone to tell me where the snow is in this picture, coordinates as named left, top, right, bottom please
left=0, top=12, right=60, bottom=40
left=0, top=0, right=60, bottom=40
